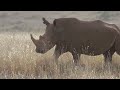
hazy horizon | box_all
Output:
[1,11,120,33]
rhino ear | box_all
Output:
[42,17,50,25]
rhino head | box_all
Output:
[30,18,56,54]
[31,34,55,54]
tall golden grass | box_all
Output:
[0,32,120,79]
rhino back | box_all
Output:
[53,18,117,55]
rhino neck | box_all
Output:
[43,34,56,45]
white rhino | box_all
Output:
[31,17,120,65]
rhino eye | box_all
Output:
[42,41,46,46]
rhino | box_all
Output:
[30,17,120,66]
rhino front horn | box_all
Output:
[30,34,37,45]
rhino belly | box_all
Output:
[69,31,116,56]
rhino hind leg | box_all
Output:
[103,44,115,64]
[71,49,81,66]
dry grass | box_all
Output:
[0,32,120,79]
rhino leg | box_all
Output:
[53,45,67,64]
[71,49,81,66]
[103,44,115,65]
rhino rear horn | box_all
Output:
[42,18,50,25]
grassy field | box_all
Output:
[0,32,120,79]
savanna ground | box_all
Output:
[1,32,120,79]
[1,11,120,79]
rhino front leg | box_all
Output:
[53,48,61,61]
[53,45,67,65]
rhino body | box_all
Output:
[31,18,120,65]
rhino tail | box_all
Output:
[115,34,120,55]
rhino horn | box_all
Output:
[30,34,37,46]
[42,17,50,25]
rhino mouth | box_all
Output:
[36,49,45,53]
